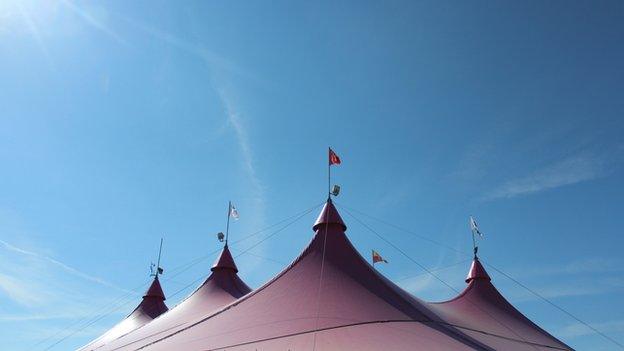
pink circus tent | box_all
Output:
[79,245,250,351]
[83,200,572,351]
[77,277,168,351]
[427,258,572,350]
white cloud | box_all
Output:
[529,283,621,300]
[491,257,624,303]
[0,239,130,293]
[0,239,141,350]
[110,13,266,210]
[60,0,126,45]
[115,14,252,80]
[0,273,48,307]
[517,258,624,278]
[484,152,606,200]
[557,319,624,339]
[215,88,263,196]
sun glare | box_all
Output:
[0,0,60,35]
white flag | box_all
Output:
[470,216,483,237]
[230,205,240,220]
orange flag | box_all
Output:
[329,148,341,165]
[372,250,388,264]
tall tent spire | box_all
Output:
[92,200,572,351]
[93,243,251,351]
[428,257,573,350]
[211,244,239,272]
[96,199,499,351]
[465,257,491,283]
[312,199,347,232]
[77,273,168,351]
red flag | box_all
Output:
[372,250,388,264]
[329,148,341,165]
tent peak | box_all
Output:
[465,257,491,283]
[211,245,239,272]
[312,199,347,232]
[143,276,166,301]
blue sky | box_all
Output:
[1,1,623,350]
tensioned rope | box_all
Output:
[196,319,570,351]
[163,202,324,310]
[39,200,619,350]
[486,264,624,350]
[337,202,623,350]
[100,203,324,351]
[137,202,537,351]
[394,258,472,283]
[337,204,541,351]
[229,248,287,266]
[163,244,292,306]
[32,280,153,351]
[38,247,229,351]
[337,204,469,256]
[310,204,331,351]
[80,200,581,351]
[122,207,319,340]
[35,202,324,351]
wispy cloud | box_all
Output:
[499,259,624,302]
[115,14,251,79]
[484,152,606,200]
[520,282,623,300]
[0,272,48,307]
[109,12,266,207]
[557,319,624,339]
[213,87,269,276]
[0,238,138,350]
[215,88,263,197]
[60,0,126,45]
[528,258,624,277]
[0,240,131,293]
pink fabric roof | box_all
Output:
[87,201,572,351]
[77,277,168,351]
[81,245,250,351]
[428,258,573,350]
[97,201,496,351]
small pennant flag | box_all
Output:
[470,216,483,237]
[329,148,341,165]
[372,250,388,264]
[230,205,240,220]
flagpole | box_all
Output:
[225,201,231,246]
[328,147,331,200]
[471,229,478,258]
[156,238,163,278]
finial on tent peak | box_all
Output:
[211,245,239,272]
[143,274,167,300]
[465,256,491,283]
[313,199,347,232]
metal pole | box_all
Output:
[328,147,331,200]
[225,201,231,246]
[156,238,163,277]
[471,230,478,258]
